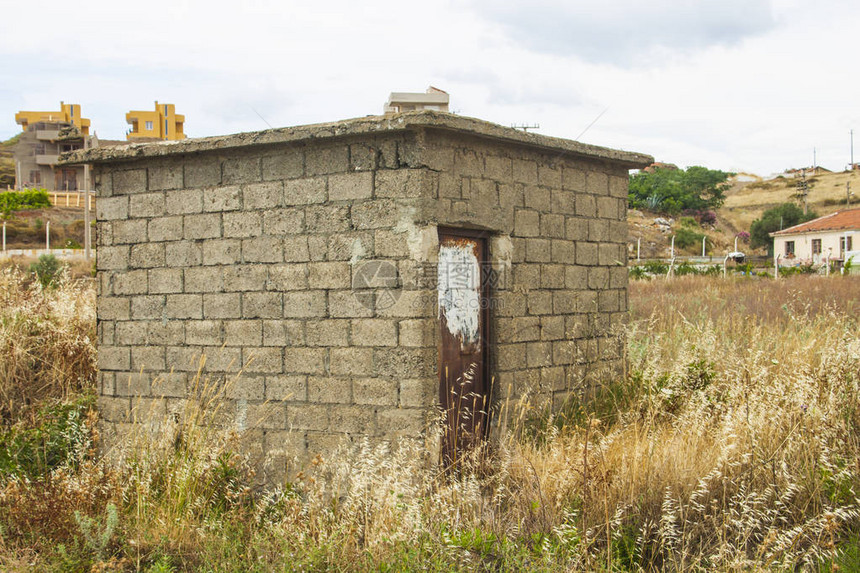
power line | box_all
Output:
[251,107,273,129]
[575,107,609,141]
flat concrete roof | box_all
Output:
[59,110,652,169]
[387,92,450,104]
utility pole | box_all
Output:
[83,135,91,260]
[795,171,809,215]
[851,129,854,169]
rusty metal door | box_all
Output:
[437,229,490,468]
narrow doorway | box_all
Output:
[437,229,491,468]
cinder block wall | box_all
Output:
[417,130,631,427]
[85,113,649,482]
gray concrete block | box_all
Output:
[262,208,304,235]
[223,265,268,292]
[204,293,242,319]
[129,243,165,269]
[223,211,262,238]
[305,146,349,176]
[283,347,327,375]
[242,237,284,263]
[224,320,263,346]
[166,241,202,267]
[223,156,261,184]
[300,319,345,347]
[165,294,203,319]
[308,376,352,404]
[148,163,183,191]
[242,292,283,318]
[184,266,223,293]
[243,181,283,210]
[96,246,130,270]
[112,169,147,195]
[329,171,372,201]
[148,216,183,242]
[202,239,242,266]
[184,158,221,188]
[262,151,304,181]
[97,196,129,221]
[308,262,350,289]
[166,188,204,215]
[283,291,326,318]
[204,185,242,212]
[184,213,221,240]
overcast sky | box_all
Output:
[2,0,858,176]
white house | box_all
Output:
[771,207,859,267]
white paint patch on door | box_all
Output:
[438,243,481,346]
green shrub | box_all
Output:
[630,266,649,280]
[0,393,95,479]
[779,264,816,277]
[643,260,668,275]
[0,188,51,217]
[678,216,698,228]
[674,227,706,250]
[30,254,63,288]
[674,261,700,276]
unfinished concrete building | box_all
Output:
[63,111,650,482]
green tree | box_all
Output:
[628,165,731,214]
[749,203,817,254]
[29,254,63,288]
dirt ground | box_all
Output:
[2,206,90,249]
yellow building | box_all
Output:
[126,101,186,141]
[15,101,91,136]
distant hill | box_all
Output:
[720,169,859,233]
[0,133,19,189]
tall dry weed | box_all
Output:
[0,265,96,425]
[1,271,858,571]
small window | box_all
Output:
[29,170,41,185]
[811,238,822,254]
[165,119,169,136]
[841,236,853,252]
[785,241,795,256]
[145,120,153,131]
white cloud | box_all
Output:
[465,0,776,66]
[2,0,860,175]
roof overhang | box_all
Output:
[59,110,653,170]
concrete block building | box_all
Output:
[63,111,650,481]
[126,101,186,141]
[14,122,86,190]
[16,101,91,136]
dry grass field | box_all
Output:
[0,267,857,571]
